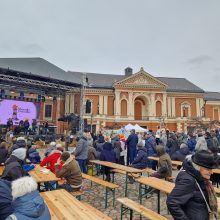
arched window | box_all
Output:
[85,100,92,114]
[156,101,162,117]
[181,102,191,117]
[121,99,127,117]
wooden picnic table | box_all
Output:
[148,156,182,166]
[90,160,142,196]
[0,165,5,176]
[136,176,174,214]
[41,189,112,220]
[28,165,60,190]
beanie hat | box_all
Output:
[12,148,27,161]
[192,150,218,169]
[61,152,70,161]
[50,142,56,147]
[180,143,187,149]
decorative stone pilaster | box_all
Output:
[150,93,155,116]
[99,95,103,115]
[171,97,176,117]
[115,91,121,117]
[162,93,167,116]
[103,95,108,115]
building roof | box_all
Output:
[0,57,78,84]
[0,57,204,93]
[205,92,220,101]
[69,71,204,93]
[157,77,204,93]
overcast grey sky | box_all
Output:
[0,0,220,92]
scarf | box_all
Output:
[204,179,218,218]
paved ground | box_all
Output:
[38,148,174,220]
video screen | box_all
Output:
[0,100,38,125]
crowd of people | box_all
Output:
[0,126,220,219]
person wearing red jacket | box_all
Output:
[40,144,63,173]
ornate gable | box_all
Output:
[114,67,167,89]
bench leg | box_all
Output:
[120,205,130,220]
[125,172,128,197]
[139,183,142,204]
[129,209,133,220]
[112,172,115,183]
[105,187,109,209]
[112,189,115,207]
[157,190,160,214]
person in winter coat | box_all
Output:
[8,136,26,156]
[166,133,179,157]
[145,131,157,170]
[205,132,218,154]
[0,179,13,220]
[74,132,88,173]
[112,135,121,163]
[151,144,172,179]
[40,144,63,174]
[44,141,56,157]
[167,150,219,220]
[87,143,97,164]
[28,145,41,164]
[6,176,51,220]
[55,152,82,192]
[171,143,190,162]
[96,137,105,159]
[0,142,8,164]
[131,140,148,169]
[187,133,197,153]
[100,141,116,181]
[195,133,208,152]
[125,129,138,165]
[2,148,27,181]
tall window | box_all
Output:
[85,100,92,114]
[45,104,52,118]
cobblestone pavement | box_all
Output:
[80,174,173,220]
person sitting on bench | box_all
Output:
[55,152,82,192]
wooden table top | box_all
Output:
[136,176,175,194]
[148,156,183,166]
[0,165,5,176]
[90,160,142,173]
[28,165,60,183]
[41,189,112,220]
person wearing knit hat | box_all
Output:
[167,150,219,220]
[1,148,27,181]
[55,152,82,192]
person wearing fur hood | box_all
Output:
[6,176,51,220]
[40,144,63,174]
[2,148,27,181]
[55,152,82,192]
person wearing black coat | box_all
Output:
[167,150,219,220]
[1,148,27,181]
[0,179,13,220]
[166,133,179,157]
[100,141,116,181]
[171,143,190,162]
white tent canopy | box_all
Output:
[133,124,147,132]
[124,123,135,131]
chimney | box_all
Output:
[125,67,133,77]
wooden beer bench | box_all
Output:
[117,197,168,220]
[41,189,112,220]
[82,173,119,208]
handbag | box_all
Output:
[195,179,218,220]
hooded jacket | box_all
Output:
[0,179,13,220]
[171,146,190,162]
[75,136,88,160]
[100,142,116,163]
[145,136,157,156]
[2,148,27,181]
[195,136,208,152]
[132,147,148,169]
[0,146,8,164]
[28,147,41,164]
[40,150,62,174]
[6,177,51,220]
[166,134,179,157]
[157,145,172,178]
[167,157,210,220]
